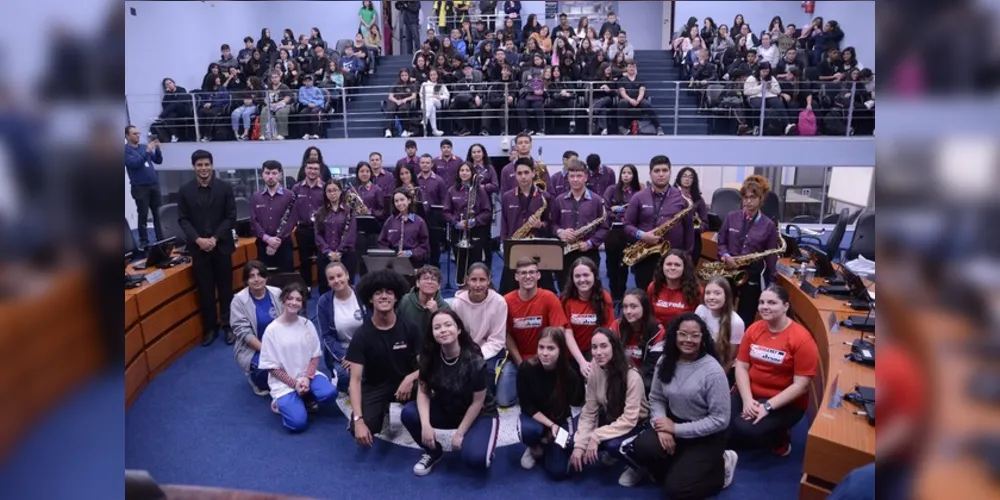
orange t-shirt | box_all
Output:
[875,342,925,460]
[505,289,569,358]
[737,319,819,411]
[563,291,615,353]
[611,319,667,370]
[646,283,700,327]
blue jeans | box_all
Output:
[519,414,576,480]
[400,401,499,471]
[273,374,337,433]
[495,359,518,407]
[485,350,506,399]
[828,463,875,500]
[230,105,256,133]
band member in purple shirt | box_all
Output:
[394,163,425,216]
[717,175,780,326]
[465,143,499,198]
[292,160,325,291]
[354,162,386,220]
[623,155,694,291]
[499,158,555,293]
[585,153,617,199]
[675,167,709,266]
[433,138,463,186]
[379,188,431,268]
[395,139,420,170]
[499,132,549,194]
[547,150,579,198]
[445,162,493,284]
[314,179,359,286]
[251,160,297,272]
[417,154,447,267]
[603,164,641,300]
[551,160,609,289]
[369,152,396,194]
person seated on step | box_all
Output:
[516,327,580,479]
[451,263,508,398]
[610,288,666,395]
[569,328,649,479]
[401,309,500,476]
[347,269,421,447]
[230,260,282,397]
[397,266,450,335]
[621,313,736,497]
[729,285,818,457]
[257,283,338,433]
[316,262,367,392]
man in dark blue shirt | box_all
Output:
[124,125,164,249]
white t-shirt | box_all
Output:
[333,290,364,350]
[695,305,746,347]
[258,316,323,400]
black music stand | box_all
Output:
[502,238,563,292]
[364,249,416,277]
[355,215,380,235]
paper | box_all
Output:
[146,269,166,284]
[554,427,569,448]
[861,349,872,358]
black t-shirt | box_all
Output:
[425,354,498,420]
[818,59,845,78]
[346,318,421,388]
[515,359,576,422]
[618,75,645,100]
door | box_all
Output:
[660,1,674,50]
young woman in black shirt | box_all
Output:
[384,69,420,138]
[400,309,499,476]
[516,327,579,479]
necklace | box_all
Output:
[440,351,459,366]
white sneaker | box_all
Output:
[275,135,285,140]
[520,448,537,469]
[384,129,392,138]
[401,130,413,138]
[432,129,444,137]
[723,450,738,488]
[311,134,321,139]
[413,452,443,476]
[302,134,311,140]
[600,128,608,135]
[170,135,179,143]
[618,466,644,487]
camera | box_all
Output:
[499,136,510,152]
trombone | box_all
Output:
[456,173,480,287]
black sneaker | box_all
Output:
[223,326,235,345]
[201,329,217,347]
[413,450,443,476]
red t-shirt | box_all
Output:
[505,289,568,358]
[563,291,615,353]
[737,320,819,411]
[611,319,667,370]
[646,283,700,327]
[875,342,925,461]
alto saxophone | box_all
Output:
[533,146,549,192]
[698,229,787,286]
[511,193,547,240]
[563,206,607,255]
[621,194,694,267]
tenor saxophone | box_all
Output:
[511,194,547,240]
[621,194,694,267]
[697,229,787,286]
[563,207,607,255]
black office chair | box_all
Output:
[824,208,850,262]
[709,188,742,219]
[790,215,818,224]
[761,190,781,223]
[821,212,841,224]
[158,203,185,243]
[846,210,875,261]
[125,217,139,256]
[235,197,251,220]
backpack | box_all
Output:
[797,109,817,136]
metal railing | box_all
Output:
[128,80,872,140]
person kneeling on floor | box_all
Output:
[231,261,282,397]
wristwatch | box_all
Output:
[352,414,364,423]
[762,401,773,412]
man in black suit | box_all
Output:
[178,149,237,346]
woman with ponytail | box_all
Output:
[696,277,745,384]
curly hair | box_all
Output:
[657,313,720,384]
[356,269,410,308]
[740,174,771,199]
[651,249,701,311]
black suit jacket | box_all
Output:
[177,177,237,255]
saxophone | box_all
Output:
[511,192,548,240]
[563,206,607,255]
[533,146,549,192]
[698,229,787,286]
[621,194,694,267]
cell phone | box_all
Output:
[554,427,570,448]
[147,132,159,142]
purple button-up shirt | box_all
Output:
[550,189,609,248]
[433,155,463,186]
[315,206,358,253]
[623,186,694,253]
[379,213,430,260]
[251,187,298,240]
[548,170,570,198]
[292,180,325,225]
[500,156,550,194]
[372,169,396,195]
[500,187,551,240]
[603,184,637,224]
[444,185,492,228]
[416,172,448,206]
[718,210,779,281]
[472,163,499,197]
[587,165,617,200]
[355,182,385,220]
[396,154,420,170]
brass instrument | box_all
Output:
[456,173,479,250]
[347,185,371,216]
[563,207,607,255]
[533,146,548,192]
[698,229,787,286]
[511,193,548,240]
[621,194,694,266]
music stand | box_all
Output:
[355,216,380,235]
[136,237,178,270]
[364,249,416,277]
[504,238,565,271]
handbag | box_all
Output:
[797,108,817,136]
[250,116,261,140]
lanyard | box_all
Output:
[571,193,582,228]
[652,187,670,222]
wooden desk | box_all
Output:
[699,232,875,499]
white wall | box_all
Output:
[673,1,875,69]
[615,0,665,50]
[125,1,381,135]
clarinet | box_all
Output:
[267,191,298,256]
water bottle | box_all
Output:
[799,262,806,276]
[232,229,238,242]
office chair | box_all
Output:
[824,208,850,262]
[790,215,818,224]
[235,197,251,220]
[761,190,782,223]
[157,203,186,243]
[125,217,139,256]
[709,188,742,219]
[846,210,875,261]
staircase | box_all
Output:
[327,51,711,138]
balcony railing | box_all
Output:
[127,80,872,141]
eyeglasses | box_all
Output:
[677,331,703,340]
[517,270,539,277]
[418,275,440,283]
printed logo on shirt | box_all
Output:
[570,313,597,326]
[749,344,787,364]
[392,341,409,351]
[388,228,399,234]
[561,209,573,214]
[624,344,643,361]
[656,300,687,310]
[353,309,363,321]
[269,307,279,319]
[641,204,653,209]
[729,228,742,233]
[513,316,543,329]
[255,204,267,209]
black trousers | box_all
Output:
[728,391,804,450]
[605,230,629,298]
[316,250,358,292]
[295,225,317,288]
[450,95,481,134]
[426,210,445,268]
[692,230,703,266]
[197,105,227,139]
[192,249,234,333]
[632,255,659,293]
[256,238,294,272]
[518,99,544,133]
[481,102,510,135]
[130,184,164,246]
[159,103,191,140]
[629,428,727,500]
[453,226,488,285]
[733,260,766,326]
[384,100,417,133]
[298,106,323,136]
[356,232,374,277]
[559,248,600,293]
[617,98,661,131]
[402,22,420,55]
[348,381,417,435]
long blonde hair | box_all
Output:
[706,277,736,365]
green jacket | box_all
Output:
[397,288,450,331]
